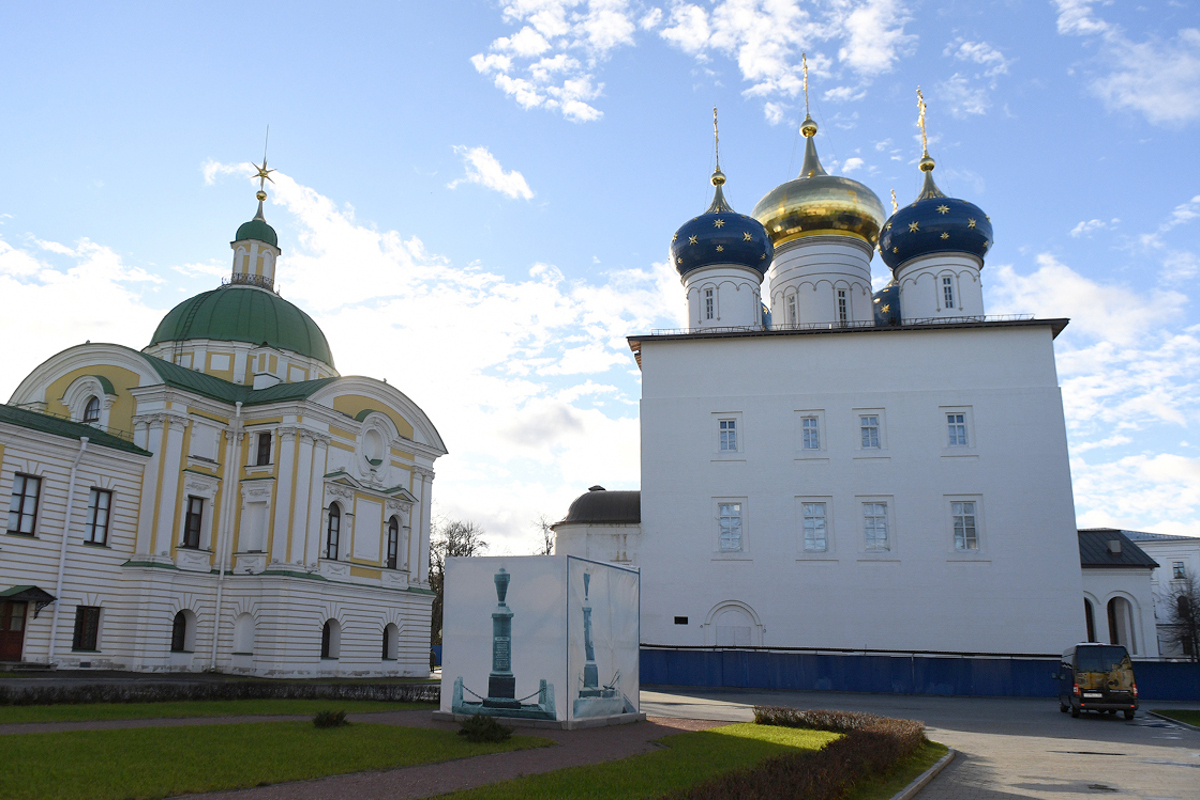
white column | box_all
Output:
[132,414,164,555]
[418,471,434,585]
[289,431,315,565]
[153,415,189,555]
[269,427,297,564]
[305,436,330,567]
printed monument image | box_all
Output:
[573,570,637,717]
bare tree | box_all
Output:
[1164,576,1200,662]
[534,514,555,555]
[429,519,488,648]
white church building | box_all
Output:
[0,176,445,675]
[555,111,1090,657]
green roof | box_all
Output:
[149,285,335,368]
[235,217,278,247]
[142,354,338,406]
[0,404,150,455]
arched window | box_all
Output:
[1107,597,1137,654]
[1084,599,1096,643]
[83,396,101,423]
[326,504,340,560]
[170,610,192,653]
[386,517,399,569]
[321,619,340,659]
[382,623,399,660]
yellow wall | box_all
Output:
[332,394,415,440]
[44,365,141,436]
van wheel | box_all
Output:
[1059,701,1068,713]
[1106,709,1116,715]
[1124,710,1134,720]
[1071,703,1081,718]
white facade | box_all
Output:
[767,237,875,327]
[1123,531,1200,658]
[684,265,764,330]
[894,253,985,321]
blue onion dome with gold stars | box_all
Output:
[878,154,992,272]
[751,115,886,248]
[671,168,773,277]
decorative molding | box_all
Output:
[326,484,354,501]
[132,412,169,428]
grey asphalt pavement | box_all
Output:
[642,688,1200,800]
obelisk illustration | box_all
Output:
[486,568,517,706]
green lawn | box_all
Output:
[0,721,549,800]
[436,722,840,800]
[0,698,435,724]
[842,740,950,800]
[1152,709,1200,726]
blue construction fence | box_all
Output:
[640,648,1200,701]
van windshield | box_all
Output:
[1076,646,1130,672]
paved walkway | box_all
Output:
[643,689,1200,800]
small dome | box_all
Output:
[872,280,901,326]
[879,161,992,272]
[671,170,773,277]
[149,285,334,368]
[234,198,279,248]
[752,116,886,248]
[556,487,640,526]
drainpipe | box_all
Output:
[210,402,242,670]
[47,437,89,663]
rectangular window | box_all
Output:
[182,496,203,549]
[860,415,881,449]
[786,295,797,325]
[863,502,889,551]
[7,473,40,535]
[85,488,112,545]
[674,616,689,625]
[802,503,827,552]
[255,432,272,466]
[72,606,100,651]
[943,276,955,309]
[837,289,848,325]
[952,501,978,550]
[1174,561,1187,579]
[802,417,820,450]
[947,413,968,447]
[704,288,714,320]
[719,419,738,452]
[718,502,742,551]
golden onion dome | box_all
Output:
[751,115,886,248]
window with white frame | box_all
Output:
[801,416,820,450]
[863,502,889,550]
[182,496,203,549]
[7,473,40,535]
[952,501,978,550]
[83,396,101,423]
[802,502,827,552]
[326,503,341,560]
[837,289,848,325]
[860,415,881,449]
[942,276,955,309]
[719,419,738,452]
[718,502,743,551]
[947,413,968,447]
[704,287,714,320]
[85,488,112,545]
[786,294,797,325]
[1174,561,1187,579]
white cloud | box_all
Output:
[936,38,1012,117]
[1069,218,1116,237]
[447,146,535,200]
[1054,0,1200,126]
[1072,453,1200,533]
[936,73,990,117]
[945,38,1011,78]
[841,156,864,173]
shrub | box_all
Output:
[0,680,439,707]
[458,713,513,743]
[664,708,927,800]
[312,709,349,728]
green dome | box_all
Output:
[235,217,278,247]
[149,285,334,368]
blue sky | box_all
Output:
[2,0,1199,550]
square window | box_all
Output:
[718,502,743,551]
[863,502,889,551]
[255,432,273,466]
[952,501,978,550]
[802,502,827,552]
[947,413,968,447]
[802,417,820,450]
[1174,561,1187,580]
[860,415,881,449]
[674,616,689,625]
[7,473,40,535]
[85,488,112,545]
[719,419,738,452]
[72,606,100,651]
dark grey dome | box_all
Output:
[555,487,640,526]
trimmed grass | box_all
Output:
[0,698,435,724]
[0,721,550,800]
[842,740,950,800]
[437,722,839,800]
[1152,709,1200,726]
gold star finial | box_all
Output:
[252,125,275,194]
[713,107,721,174]
[802,53,810,118]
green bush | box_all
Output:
[312,710,349,728]
[0,680,438,707]
[457,713,513,743]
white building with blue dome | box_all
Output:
[556,105,1098,660]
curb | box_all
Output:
[890,748,957,800]
[1148,711,1200,732]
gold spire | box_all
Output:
[891,189,898,214]
[250,127,274,219]
[913,89,945,201]
[800,53,818,138]
[705,108,732,213]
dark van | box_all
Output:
[1055,643,1138,719]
